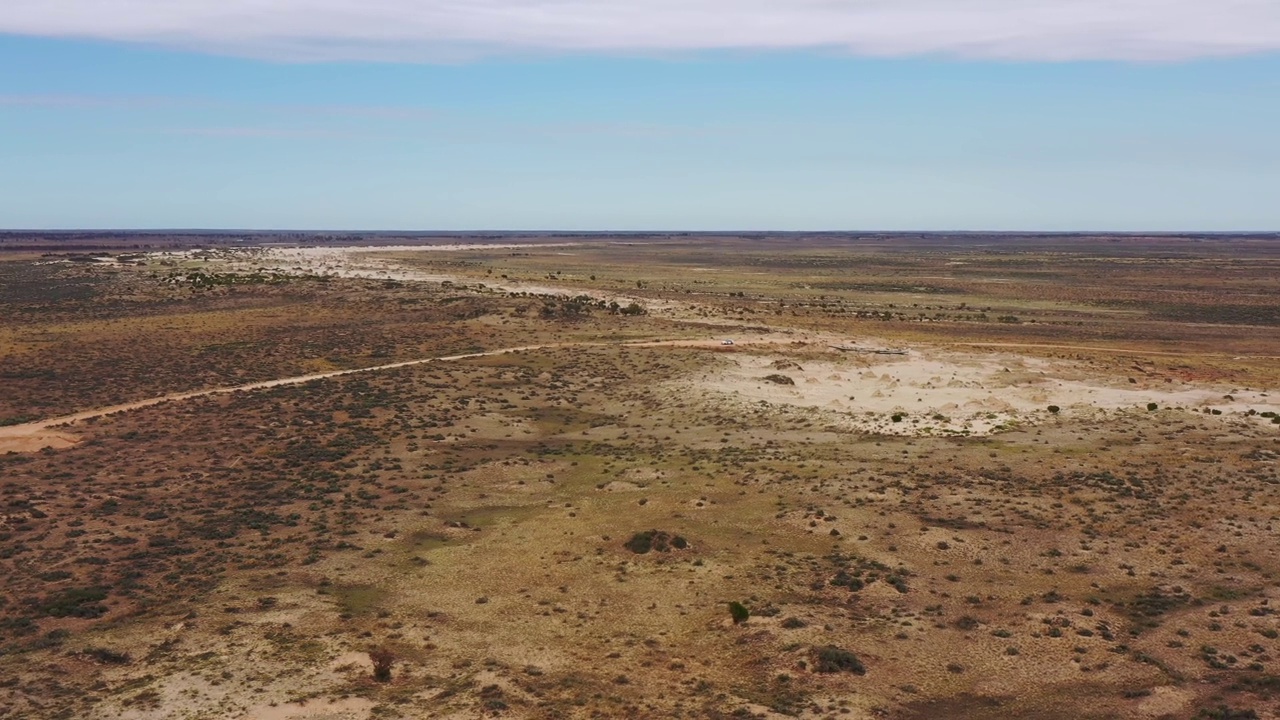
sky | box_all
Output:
[1,1,1278,231]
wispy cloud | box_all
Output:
[2,0,1278,62]
[164,126,360,139]
[0,94,436,119]
[0,94,188,109]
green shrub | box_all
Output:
[84,647,131,664]
[40,586,108,618]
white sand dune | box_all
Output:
[677,348,1279,437]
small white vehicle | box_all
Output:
[721,339,735,346]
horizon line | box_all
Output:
[3,229,1280,237]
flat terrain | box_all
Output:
[2,234,1280,719]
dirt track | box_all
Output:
[0,337,799,453]
[0,344,563,453]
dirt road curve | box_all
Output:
[0,337,797,453]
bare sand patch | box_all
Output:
[238,698,375,720]
[674,346,1279,436]
[1135,686,1197,718]
[0,427,79,453]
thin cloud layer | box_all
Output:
[3,0,1278,61]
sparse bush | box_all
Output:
[83,647,131,664]
[728,601,750,625]
[1047,405,1060,414]
[1195,706,1258,720]
[624,530,688,554]
[369,646,395,683]
[813,646,865,675]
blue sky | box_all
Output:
[2,10,1278,230]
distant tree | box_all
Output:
[728,601,750,625]
[1047,405,1060,414]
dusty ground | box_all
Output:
[2,235,1280,720]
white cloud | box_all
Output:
[3,0,1278,62]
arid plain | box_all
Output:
[2,233,1280,719]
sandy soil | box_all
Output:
[0,428,80,452]
[675,346,1279,436]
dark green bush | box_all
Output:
[624,530,688,554]
[39,586,108,618]
[813,646,865,675]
